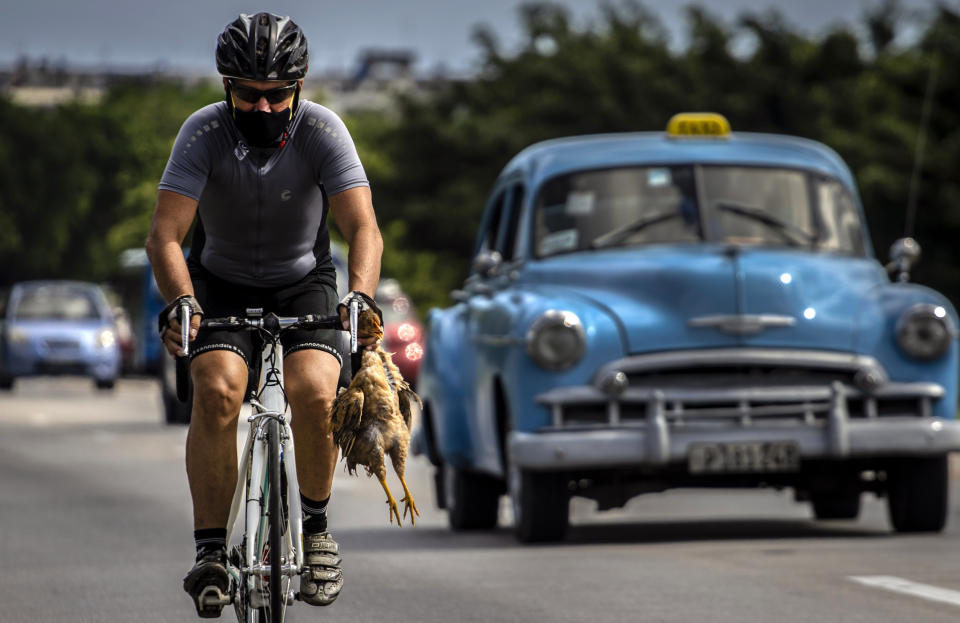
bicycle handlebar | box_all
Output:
[174,302,360,404]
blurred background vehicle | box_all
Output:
[375,278,424,386]
[0,280,120,390]
[110,305,136,375]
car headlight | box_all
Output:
[896,304,954,360]
[526,310,586,371]
[7,327,28,344]
[97,329,116,349]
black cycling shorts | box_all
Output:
[188,263,342,369]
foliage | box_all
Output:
[363,0,960,311]
[0,80,221,286]
[3,1,960,315]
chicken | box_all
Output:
[330,308,422,525]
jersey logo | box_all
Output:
[234,142,249,161]
[280,190,292,201]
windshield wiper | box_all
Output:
[714,201,818,248]
[590,210,683,249]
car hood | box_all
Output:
[522,245,885,354]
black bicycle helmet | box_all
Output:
[216,12,309,81]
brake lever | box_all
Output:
[349,299,359,354]
[179,300,192,357]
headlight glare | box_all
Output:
[896,304,954,360]
[97,329,116,349]
[526,310,585,371]
[7,327,28,344]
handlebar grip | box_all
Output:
[175,357,190,403]
[176,303,192,403]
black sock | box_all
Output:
[301,493,329,534]
[194,528,227,561]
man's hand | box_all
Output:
[162,314,202,358]
[158,295,204,358]
[338,291,381,351]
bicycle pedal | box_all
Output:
[196,585,232,618]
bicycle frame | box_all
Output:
[224,337,302,615]
[179,304,356,622]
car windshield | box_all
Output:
[534,165,866,257]
[14,285,102,321]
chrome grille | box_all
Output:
[539,349,943,430]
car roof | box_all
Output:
[499,131,858,193]
[13,280,102,291]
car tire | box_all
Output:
[887,455,949,533]
[94,378,116,390]
[811,491,861,520]
[509,466,569,543]
[444,464,501,531]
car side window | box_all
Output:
[479,191,507,254]
[498,184,526,262]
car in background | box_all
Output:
[416,113,960,542]
[376,278,424,386]
[1,280,120,390]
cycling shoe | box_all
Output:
[183,549,230,618]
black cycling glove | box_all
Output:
[337,291,383,327]
[157,294,204,334]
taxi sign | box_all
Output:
[666,112,731,138]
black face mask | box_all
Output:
[233,108,291,148]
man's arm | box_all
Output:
[145,189,201,355]
[329,186,382,297]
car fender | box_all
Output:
[858,281,959,419]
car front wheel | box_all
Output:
[443,464,501,530]
[509,466,569,543]
[887,455,948,533]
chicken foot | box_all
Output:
[398,474,420,525]
[377,475,403,525]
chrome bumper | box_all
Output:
[513,381,960,471]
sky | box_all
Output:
[1,0,954,76]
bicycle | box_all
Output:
[174,299,359,622]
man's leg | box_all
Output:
[284,348,342,606]
[187,350,249,528]
[182,349,248,617]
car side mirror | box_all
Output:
[472,250,503,278]
[886,237,921,283]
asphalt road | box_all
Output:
[3,377,960,622]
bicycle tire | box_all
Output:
[267,417,284,622]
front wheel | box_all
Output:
[266,418,285,622]
[887,455,949,533]
[509,466,569,543]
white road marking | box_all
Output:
[29,412,51,427]
[849,575,960,608]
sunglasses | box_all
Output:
[229,80,297,105]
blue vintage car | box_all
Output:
[416,113,960,542]
[1,280,121,390]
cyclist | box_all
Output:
[145,12,383,617]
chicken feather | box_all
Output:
[330,308,422,526]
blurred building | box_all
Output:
[1,49,451,112]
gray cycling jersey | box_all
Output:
[158,100,369,287]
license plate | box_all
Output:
[688,441,800,474]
